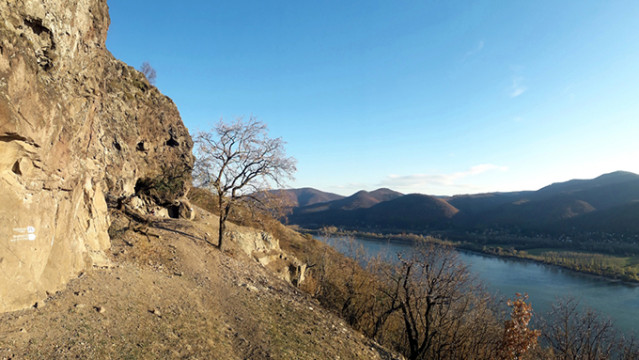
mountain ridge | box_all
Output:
[282,171,639,235]
[271,187,344,208]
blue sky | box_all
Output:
[106,1,639,196]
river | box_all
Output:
[322,235,639,337]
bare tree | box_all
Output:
[375,244,503,360]
[140,61,157,85]
[193,117,296,249]
[395,245,471,360]
[541,297,616,360]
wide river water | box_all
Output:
[322,235,639,336]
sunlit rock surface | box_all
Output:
[0,0,193,312]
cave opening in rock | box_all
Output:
[167,205,180,219]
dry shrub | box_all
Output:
[499,294,540,360]
[298,238,509,360]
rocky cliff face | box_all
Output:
[0,0,193,312]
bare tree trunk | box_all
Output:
[218,201,233,250]
[218,215,225,249]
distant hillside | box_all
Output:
[358,194,459,231]
[289,192,455,231]
[561,200,639,234]
[535,171,639,199]
[292,188,403,215]
[467,196,597,230]
[530,171,639,211]
[447,191,533,215]
[287,171,639,236]
[271,188,344,208]
[471,171,639,231]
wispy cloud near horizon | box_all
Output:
[378,164,509,195]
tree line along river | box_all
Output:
[322,235,639,337]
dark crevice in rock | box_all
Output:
[0,132,40,147]
[23,17,51,38]
[167,205,180,219]
[166,128,179,147]
[136,141,145,151]
[11,161,21,175]
[23,17,55,71]
[165,137,179,147]
[134,178,144,194]
[113,141,122,151]
[0,133,29,142]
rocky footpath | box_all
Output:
[0,205,398,359]
[0,0,193,312]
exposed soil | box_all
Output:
[0,207,398,359]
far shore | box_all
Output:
[301,228,639,285]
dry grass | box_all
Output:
[0,205,397,359]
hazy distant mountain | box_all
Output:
[271,188,344,208]
[468,196,597,230]
[535,171,639,200]
[458,171,639,231]
[284,171,639,235]
[562,200,639,233]
[447,191,534,215]
[532,171,639,211]
[288,192,455,231]
[293,188,403,215]
[358,194,459,231]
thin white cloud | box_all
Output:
[510,76,527,98]
[378,164,509,194]
[462,40,485,61]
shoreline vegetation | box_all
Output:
[301,227,639,285]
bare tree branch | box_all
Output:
[139,61,157,85]
[193,117,296,248]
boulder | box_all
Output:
[231,231,307,287]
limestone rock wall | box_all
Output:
[0,0,193,312]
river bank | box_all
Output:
[302,228,639,285]
[316,230,639,337]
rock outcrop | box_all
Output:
[0,0,193,312]
[230,230,306,286]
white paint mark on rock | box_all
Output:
[11,226,36,242]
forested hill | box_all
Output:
[282,171,639,235]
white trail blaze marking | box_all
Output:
[11,226,36,242]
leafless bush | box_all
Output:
[140,61,157,85]
[540,297,616,360]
